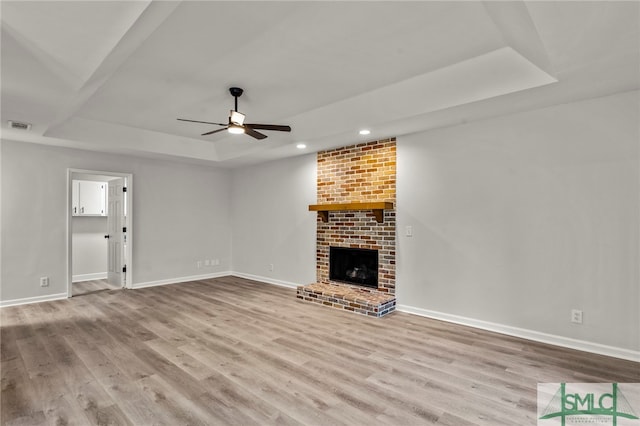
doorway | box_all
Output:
[67,169,133,297]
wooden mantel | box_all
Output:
[308,202,394,223]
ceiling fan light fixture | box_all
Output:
[179,87,291,140]
[228,123,245,134]
[230,110,245,125]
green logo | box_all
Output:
[538,383,639,426]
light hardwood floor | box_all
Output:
[72,279,121,297]
[2,276,638,425]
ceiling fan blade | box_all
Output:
[245,124,291,132]
[202,127,228,136]
[244,126,268,140]
[178,118,226,126]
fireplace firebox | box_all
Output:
[329,247,378,289]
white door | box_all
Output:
[107,179,125,287]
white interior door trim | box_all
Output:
[66,168,134,297]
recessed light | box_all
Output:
[296,143,307,149]
[359,129,371,135]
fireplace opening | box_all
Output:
[329,247,378,289]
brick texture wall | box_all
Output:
[315,139,396,294]
[317,139,396,204]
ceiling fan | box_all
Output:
[177,87,291,140]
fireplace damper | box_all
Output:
[329,247,378,289]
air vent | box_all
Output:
[8,120,32,131]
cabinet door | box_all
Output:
[72,180,80,216]
[78,181,106,215]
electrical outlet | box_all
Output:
[571,309,583,324]
[405,226,413,237]
[204,259,211,267]
[196,261,202,269]
[213,259,219,266]
[268,263,274,272]
[40,277,49,287]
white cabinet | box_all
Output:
[72,181,79,215]
[72,180,106,216]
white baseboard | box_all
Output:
[131,271,232,289]
[230,272,299,289]
[397,304,640,363]
[72,272,107,282]
[0,292,68,308]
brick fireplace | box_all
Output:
[297,138,397,317]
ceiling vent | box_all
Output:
[8,120,32,131]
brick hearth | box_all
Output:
[299,138,397,317]
[296,282,396,317]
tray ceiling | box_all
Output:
[1,1,638,167]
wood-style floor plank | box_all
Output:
[2,276,638,425]
[72,279,122,296]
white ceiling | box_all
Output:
[1,1,638,168]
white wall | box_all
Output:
[230,153,317,287]
[396,91,639,353]
[72,216,107,280]
[1,140,232,302]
